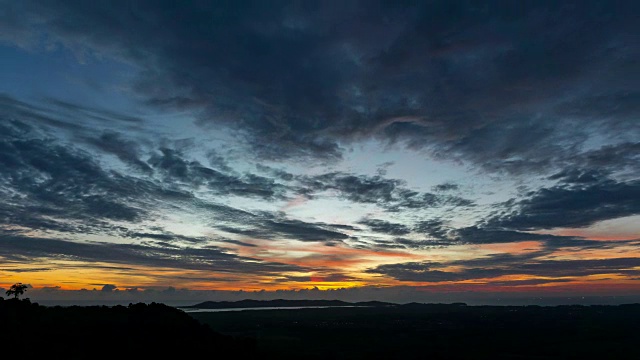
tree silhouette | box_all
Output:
[6,283,28,299]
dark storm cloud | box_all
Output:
[3,0,639,171]
[368,253,640,282]
[4,1,636,170]
[0,232,305,274]
[489,177,640,230]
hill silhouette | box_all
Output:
[187,299,395,309]
[5,297,640,359]
[0,298,255,358]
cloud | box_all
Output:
[299,172,473,211]
[367,254,640,283]
[358,218,411,236]
[101,284,117,292]
[391,237,453,250]
[489,177,640,230]
[413,219,450,240]
[127,232,206,244]
[220,239,257,248]
[0,95,143,133]
[0,267,53,273]
[148,147,288,200]
[453,226,566,244]
[44,98,143,124]
[85,131,153,173]
[488,279,573,287]
[433,183,459,192]
[0,232,306,274]
[0,113,348,246]
[217,213,350,243]
[1,1,639,298]
[0,120,147,233]
[3,1,636,170]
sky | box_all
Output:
[0,0,639,305]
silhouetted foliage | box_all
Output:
[0,300,256,358]
[5,283,28,299]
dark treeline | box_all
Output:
[0,298,256,358]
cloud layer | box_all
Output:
[0,1,638,299]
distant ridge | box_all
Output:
[185,299,395,309]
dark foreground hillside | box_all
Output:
[0,298,255,358]
[190,303,640,359]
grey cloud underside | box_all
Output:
[216,213,351,242]
[0,95,143,133]
[361,225,629,252]
[13,93,468,210]
[358,218,411,236]
[489,175,640,230]
[6,1,638,174]
[1,111,448,248]
[86,131,153,173]
[281,273,358,283]
[0,121,146,231]
[0,115,357,246]
[0,103,635,255]
[368,252,640,282]
[297,172,474,211]
[0,232,305,274]
[148,147,288,200]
